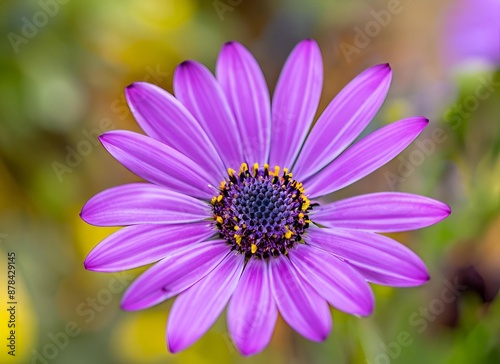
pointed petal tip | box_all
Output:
[178,60,195,68]
[167,342,177,354]
[222,40,238,47]
[83,258,92,271]
[301,38,318,45]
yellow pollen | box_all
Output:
[298,213,304,219]
[228,168,235,177]
[234,225,240,230]
[215,216,223,224]
[283,167,289,174]
[220,181,226,189]
[217,195,223,202]
[253,163,259,176]
[285,230,292,239]
[251,244,257,254]
[234,234,242,245]
[211,197,217,204]
[239,163,248,173]
[273,166,280,176]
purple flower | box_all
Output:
[81,39,451,355]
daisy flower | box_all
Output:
[81,39,451,355]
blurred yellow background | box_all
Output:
[1,0,499,363]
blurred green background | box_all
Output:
[1,0,499,363]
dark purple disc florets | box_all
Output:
[211,163,312,259]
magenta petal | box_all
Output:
[174,60,244,170]
[305,117,428,198]
[289,244,374,316]
[125,82,226,179]
[227,259,277,356]
[99,130,217,200]
[80,183,210,226]
[84,222,216,272]
[294,64,392,180]
[306,227,429,287]
[121,240,229,311]
[269,39,323,169]
[167,253,245,352]
[269,255,331,342]
[313,192,451,232]
[216,42,271,165]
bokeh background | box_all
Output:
[1,0,499,363]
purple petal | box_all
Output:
[306,227,429,286]
[167,253,245,352]
[99,130,218,200]
[125,82,226,179]
[227,259,277,356]
[121,240,229,311]
[313,192,451,232]
[216,42,271,165]
[174,60,244,170]
[289,244,374,316]
[269,255,331,342]
[294,64,392,180]
[80,183,210,226]
[269,39,323,169]
[84,222,216,272]
[305,117,428,198]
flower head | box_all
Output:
[81,39,451,355]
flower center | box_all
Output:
[211,163,312,259]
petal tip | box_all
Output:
[223,40,236,47]
[178,60,195,68]
[167,338,183,354]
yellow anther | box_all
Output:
[220,181,226,189]
[264,163,269,172]
[234,234,242,246]
[211,197,217,204]
[234,225,240,231]
[215,216,223,224]
[228,168,235,177]
[251,244,258,254]
[217,195,223,202]
[285,230,292,239]
[283,167,289,175]
[253,163,259,176]
[273,166,280,176]
[298,213,304,219]
[240,163,248,173]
